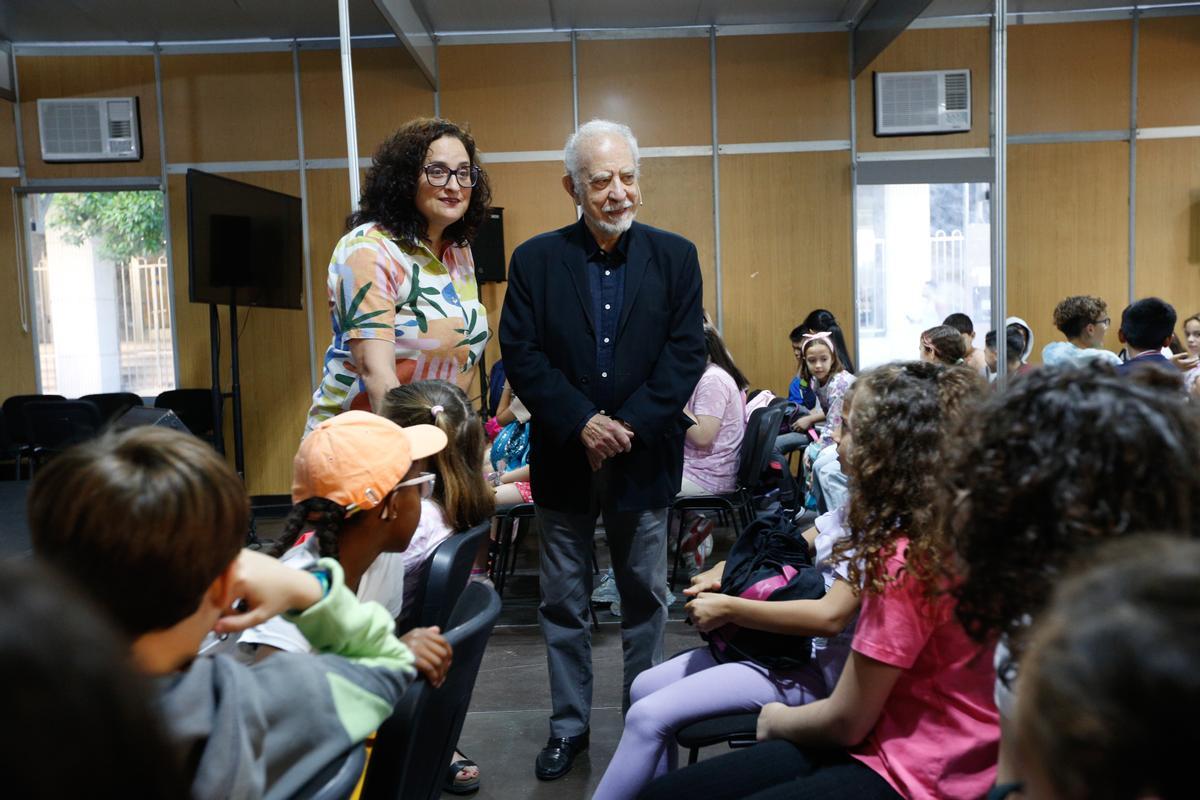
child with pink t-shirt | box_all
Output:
[640,362,996,800]
[674,315,749,565]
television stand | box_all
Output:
[209,301,254,545]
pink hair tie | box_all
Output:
[430,405,444,419]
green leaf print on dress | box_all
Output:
[336,281,391,334]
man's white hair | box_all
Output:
[563,119,640,192]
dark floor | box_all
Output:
[448,515,732,799]
[0,479,735,799]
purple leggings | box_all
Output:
[592,647,828,800]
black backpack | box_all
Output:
[701,510,827,670]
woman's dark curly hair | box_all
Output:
[941,364,1200,662]
[834,361,986,595]
[348,118,492,248]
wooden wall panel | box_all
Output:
[16,55,162,179]
[577,38,711,147]
[1010,21,1131,134]
[856,27,990,152]
[0,102,18,165]
[0,181,38,399]
[1007,142,1129,361]
[716,33,849,143]
[637,157,717,312]
[161,52,297,163]
[440,43,574,153]
[1135,138,1200,319]
[474,161,577,369]
[719,151,852,395]
[298,47,433,161]
[305,166,370,378]
[1138,18,1200,128]
[168,171,309,495]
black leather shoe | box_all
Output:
[534,730,590,781]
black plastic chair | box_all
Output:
[675,711,760,765]
[397,522,489,635]
[2,394,66,478]
[154,388,217,445]
[669,399,787,588]
[24,399,102,472]
[491,502,537,597]
[79,392,143,424]
[298,744,367,800]
[360,581,502,800]
[0,410,18,479]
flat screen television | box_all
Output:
[186,169,303,310]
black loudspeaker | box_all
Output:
[472,207,506,284]
[111,406,192,434]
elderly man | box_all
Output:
[500,119,706,780]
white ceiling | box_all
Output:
[0,0,1195,43]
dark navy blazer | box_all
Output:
[499,218,706,513]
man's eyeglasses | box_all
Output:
[422,163,481,188]
[380,472,437,519]
[1094,317,1111,326]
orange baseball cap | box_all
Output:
[292,410,448,515]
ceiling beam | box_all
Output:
[852,0,935,77]
[371,0,436,88]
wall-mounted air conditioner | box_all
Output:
[37,97,142,162]
[874,70,971,136]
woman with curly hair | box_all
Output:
[937,364,1200,789]
[306,118,493,432]
[640,362,996,800]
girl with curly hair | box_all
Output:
[937,364,1200,788]
[306,118,494,433]
[637,362,995,800]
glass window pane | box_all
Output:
[855,182,991,370]
[28,190,175,397]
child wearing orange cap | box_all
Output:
[240,407,487,793]
[240,410,452,657]
[27,422,449,800]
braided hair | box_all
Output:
[269,497,348,560]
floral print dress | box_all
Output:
[305,222,489,434]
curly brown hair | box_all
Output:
[1052,295,1109,339]
[834,362,986,595]
[348,118,492,247]
[940,364,1200,662]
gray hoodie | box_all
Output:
[157,559,415,800]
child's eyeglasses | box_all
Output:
[394,472,437,499]
[380,472,437,518]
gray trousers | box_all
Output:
[536,489,668,738]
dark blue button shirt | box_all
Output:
[586,231,628,416]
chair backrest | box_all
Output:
[1,395,66,446]
[737,400,786,493]
[361,582,502,800]
[0,409,12,453]
[397,522,489,634]
[154,388,216,437]
[79,392,143,424]
[297,744,367,800]
[24,400,103,451]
